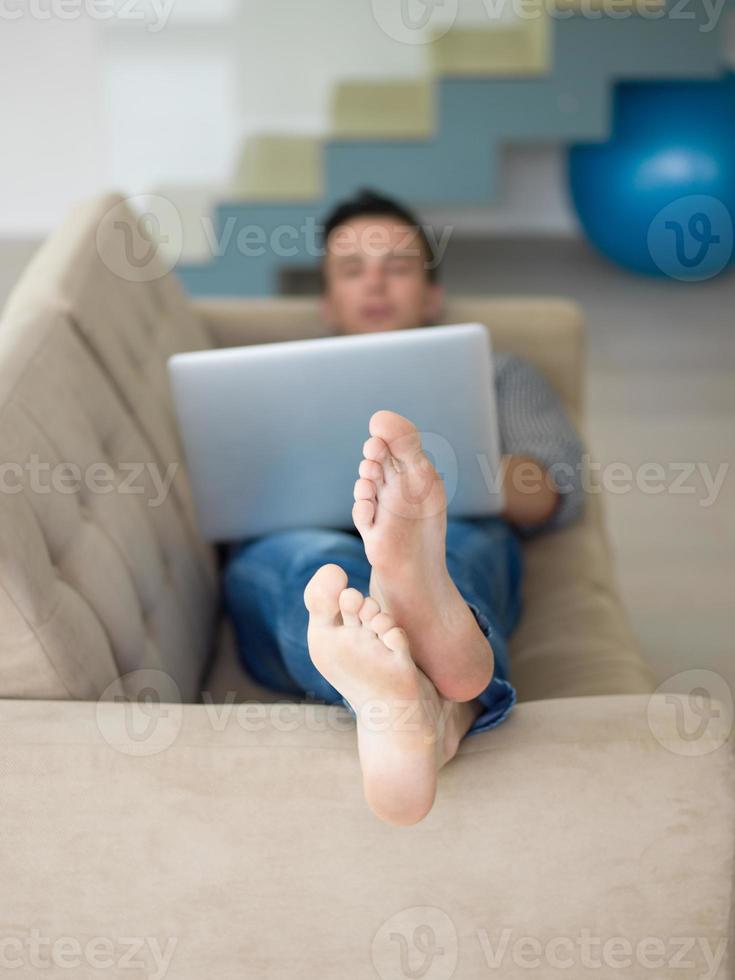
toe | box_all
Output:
[369,410,422,465]
[353,477,376,502]
[359,458,383,483]
[367,611,397,639]
[358,596,381,625]
[339,587,364,627]
[303,563,348,626]
[381,625,410,655]
[352,498,375,532]
[362,435,390,465]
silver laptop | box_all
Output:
[167,322,504,541]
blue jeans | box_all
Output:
[222,518,523,737]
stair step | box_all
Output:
[231,134,322,201]
[331,79,434,138]
[178,202,322,296]
[324,15,724,205]
[179,12,730,294]
[553,0,665,10]
[429,19,550,77]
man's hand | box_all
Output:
[500,455,560,529]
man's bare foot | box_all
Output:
[351,409,494,702]
[304,563,466,826]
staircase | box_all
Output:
[175,2,732,296]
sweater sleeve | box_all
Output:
[494,352,586,536]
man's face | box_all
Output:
[320,215,443,334]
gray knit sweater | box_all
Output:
[494,352,585,537]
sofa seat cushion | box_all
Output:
[201,618,292,706]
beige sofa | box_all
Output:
[0,193,732,979]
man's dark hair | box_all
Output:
[320,187,440,284]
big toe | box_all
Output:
[369,410,423,466]
[303,563,348,626]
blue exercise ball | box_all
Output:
[568,75,735,280]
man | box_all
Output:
[224,189,585,827]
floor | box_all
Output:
[1,234,733,696]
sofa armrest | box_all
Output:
[1,693,731,976]
[511,467,658,702]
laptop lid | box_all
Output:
[168,322,504,541]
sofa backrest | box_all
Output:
[0,305,217,701]
[3,193,212,550]
[0,195,217,702]
[194,294,586,428]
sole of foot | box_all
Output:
[352,409,494,702]
[304,562,460,826]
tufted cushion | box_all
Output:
[3,193,213,564]
[0,306,216,701]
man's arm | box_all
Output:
[500,454,561,529]
[494,354,585,535]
